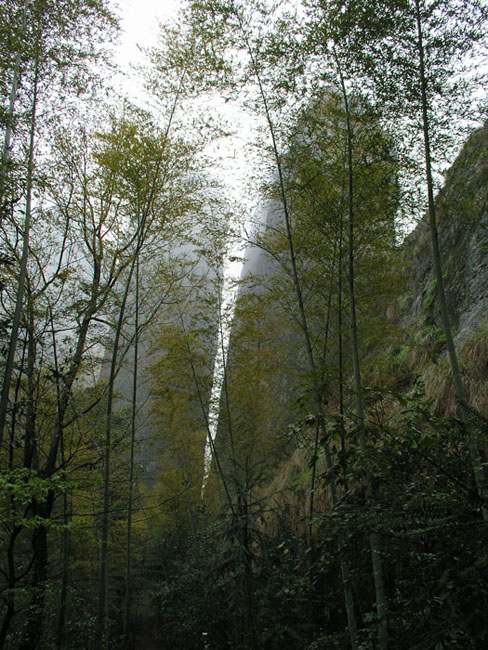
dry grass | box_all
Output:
[460,321,488,414]
[257,316,488,536]
[258,446,337,538]
[422,360,459,415]
[415,318,488,416]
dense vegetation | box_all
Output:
[1,1,488,649]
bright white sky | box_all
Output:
[110,0,254,267]
[113,0,180,67]
[110,0,181,100]
[111,3,253,480]
[110,0,257,214]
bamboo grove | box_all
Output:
[1,1,488,649]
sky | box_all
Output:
[109,0,263,267]
[109,0,181,100]
[110,2,253,477]
[113,0,180,69]
[110,0,256,208]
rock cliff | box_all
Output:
[404,123,488,342]
[401,122,488,411]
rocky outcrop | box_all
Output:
[404,123,488,343]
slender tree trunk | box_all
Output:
[18,501,50,650]
[0,346,27,649]
[18,298,50,650]
[123,256,140,649]
[0,0,28,213]
[237,491,257,650]
[24,295,37,470]
[338,207,346,459]
[235,22,358,646]
[413,0,488,520]
[0,602,15,650]
[56,446,71,648]
[335,55,388,650]
[95,254,140,650]
[218,289,239,492]
[0,526,21,650]
[310,242,337,542]
[50,308,70,649]
[0,54,39,452]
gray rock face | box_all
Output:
[239,199,284,289]
[104,236,222,480]
[404,123,488,343]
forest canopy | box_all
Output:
[1,1,488,649]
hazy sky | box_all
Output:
[114,0,181,67]
[111,3,249,453]
[110,0,258,215]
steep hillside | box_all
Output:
[400,123,488,412]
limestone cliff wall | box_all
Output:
[403,123,488,343]
[399,123,488,412]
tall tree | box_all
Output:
[0,0,117,453]
[0,110,144,649]
[179,1,362,645]
[314,0,488,517]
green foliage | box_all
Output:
[1,2,487,649]
[0,468,73,528]
[134,385,488,647]
[422,278,438,310]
